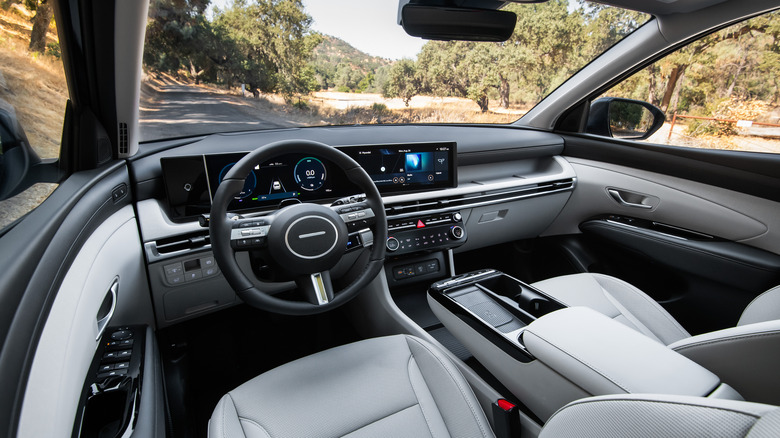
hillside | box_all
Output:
[311,34,392,92]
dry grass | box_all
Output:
[0,6,65,228]
[144,71,523,127]
[0,7,66,159]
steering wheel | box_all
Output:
[209,139,387,315]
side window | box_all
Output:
[598,10,780,154]
[0,2,66,230]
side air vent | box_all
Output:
[118,122,128,155]
[386,178,574,218]
[144,230,210,262]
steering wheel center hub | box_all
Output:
[267,203,348,275]
[285,215,339,259]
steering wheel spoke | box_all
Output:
[296,271,335,305]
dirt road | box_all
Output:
[140,82,299,142]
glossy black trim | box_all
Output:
[562,135,780,202]
[581,219,780,292]
[429,287,535,363]
[0,162,129,437]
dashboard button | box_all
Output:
[164,263,183,276]
[386,237,400,251]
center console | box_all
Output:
[428,270,742,422]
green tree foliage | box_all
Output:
[311,35,389,92]
[409,0,648,111]
[606,10,780,117]
[144,0,321,99]
[144,0,213,80]
[382,59,420,107]
[212,0,321,99]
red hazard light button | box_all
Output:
[416,220,425,228]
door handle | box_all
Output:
[608,189,653,209]
[96,278,118,341]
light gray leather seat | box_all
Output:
[208,334,495,438]
[532,273,780,405]
[540,394,780,438]
[209,333,780,437]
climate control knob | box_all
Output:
[386,237,400,251]
[450,226,464,240]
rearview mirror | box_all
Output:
[586,97,665,140]
[400,3,517,42]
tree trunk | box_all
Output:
[660,65,686,113]
[499,75,509,109]
[725,55,746,98]
[667,68,687,114]
[29,0,53,53]
[646,65,658,106]
[476,95,489,112]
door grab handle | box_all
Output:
[96,278,118,341]
[608,189,653,209]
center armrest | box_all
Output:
[523,307,721,397]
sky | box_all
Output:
[210,0,426,60]
[301,0,426,60]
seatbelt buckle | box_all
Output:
[492,398,520,438]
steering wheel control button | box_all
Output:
[386,237,400,251]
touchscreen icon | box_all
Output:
[406,153,423,171]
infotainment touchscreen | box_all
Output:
[341,142,456,193]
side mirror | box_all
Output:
[586,97,665,140]
[0,99,43,200]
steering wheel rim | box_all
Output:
[209,139,387,315]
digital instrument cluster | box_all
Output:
[161,142,456,221]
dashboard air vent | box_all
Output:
[386,178,574,219]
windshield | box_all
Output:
[140,0,648,141]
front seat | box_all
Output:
[209,334,780,438]
[209,335,495,438]
[532,273,780,405]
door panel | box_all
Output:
[0,163,154,436]
[545,158,780,254]
[18,204,153,437]
[540,140,780,335]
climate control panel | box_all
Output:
[385,211,466,255]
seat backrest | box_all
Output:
[539,394,780,438]
[739,286,780,326]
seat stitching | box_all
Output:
[406,336,492,438]
[672,330,780,353]
[227,393,273,438]
[340,403,421,436]
[524,329,632,393]
[557,397,763,420]
[237,418,272,438]
[594,274,689,342]
[601,286,662,342]
[407,355,438,438]
[739,286,780,325]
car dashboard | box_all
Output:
[130,124,576,328]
